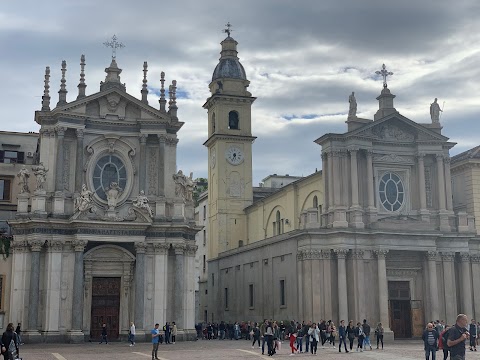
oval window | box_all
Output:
[93,155,127,200]
[379,172,405,212]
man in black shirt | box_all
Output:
[448,314,469,360]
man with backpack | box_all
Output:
[447,314,469,360]
[439,325,450,360]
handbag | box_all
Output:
[8,338,17,360]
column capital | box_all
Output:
[153,242,170,255]
[416,152,426,160]
[351,249,365,259]
[75,129,84,138]
[71,239,88,252]
[302,249,322,260]
[444,156,451,164]
[28,239,45,252]
[365,149,374,157]
[441,252,455,261]
[46,240,63,252]
[173,243,186,255]
[321,249,332,259]
[470,254,480,263]
[139,134,147,145]
[166,136,179,146]
[459,252,470,262]
[347,146,360,153]
[374,249,389,259]
[435,153,444,161]
[334,249,349,259]
[426,251,438,261]
[157,134,166,143]
[296,250,304,261]
[56,127,66,137]
[186,244,198,256]
[11,241,28,253]
[134,242,147,254]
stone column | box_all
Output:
[296,251,304,321]
[333,151,341,207]
[139,134,147,192]
[71,240,87,332]
[158,135,166,197]
[153,243,169,328]
[349,149,359,207]
[441,252,457,324]
[55,127,66,191]
[302,250,313,321]
[444,156,453,211]
[417,153,427,211]
[374,250,390,330]
[426,251,440,322]
[322,152,328,212]
[460,253,473,317]
[327,151,334,212]
[185,245,198,332]
[74,129,84,193]
[174,244,186,328]
[352,249,365,321]
[334,249,349,323]
[134,242,146,330]
[43,240,64,336]
[471,255,480,320]
[366,150,375,209]
[436,154,446,210]
[322,250,332,320]
[27,240,44,331]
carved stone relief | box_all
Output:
[371,124,415,141]
[425,166,432,208]
[148,148,157,196]
[63,142,71,189]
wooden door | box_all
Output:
[90,277,121,341]
[388,281,412,338]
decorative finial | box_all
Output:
[375,64,393,89]
[169,80,178,120]
[141,61,148,104]
[41,66,51,111]
[223,22,233,37]
[159,71,166,112]
[57,60,68,106]
[77,54,87,99]
[103,34,125,60]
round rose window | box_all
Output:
[379,172,404,212]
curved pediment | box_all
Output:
[84,244,135,262]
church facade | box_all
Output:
[204,35,479,339]
[8,55,199,342]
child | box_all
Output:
[289,331,298,355]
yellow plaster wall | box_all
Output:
[246,172,323,243]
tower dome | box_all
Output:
[212,36,247,81]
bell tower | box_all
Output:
[203,29,256,259]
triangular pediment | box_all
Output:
[349,113,449,143]
[50,88,172,123]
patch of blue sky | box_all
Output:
[282,113,319,121]
[147,86,189,99]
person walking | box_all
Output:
[252,323,261,348]
[14,323,23,345]
[151,323,161,360]
[423,322,439,360]
[99,323,108,344]
[447,314,470,360]
[171,322,177,344]
[289,330,298,355]
[164,322,171,344]
[260,319,267,355]
[308,323,320,355]
[1,323,19,360]
[265,322,275,356]
[439,324,450,360]
[469,319,477,351]
[303,321,310,353]
[362,319,372,350]
[346,320,356,351]
[296,324,303,353]
[328,321,337,347]
[219,321,226,340]
[319,320,327,347]
[355,322,364,352]
[375,322,384,349]
[338,320,349,353]
[129,321,136,346]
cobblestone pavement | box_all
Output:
[17,339,480,360]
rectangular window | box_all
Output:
[248,284,254,308]
[212,273,214,287]
[0,275,5,310]
[203,230,206,246]
[203,205,206,220]
[280,279,286,307]
[272,222,276,236]
[203,255,206,273]
[204,310,208,323]
[0,179,11,201]
[0,151,24,164]
[224,287,229,310]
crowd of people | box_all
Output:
[195,318,384,356]
[423,314,474,360]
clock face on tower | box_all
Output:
[225,146,244,165]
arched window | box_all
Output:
[238,240,244,247]
[228,111,239,130]
[313,195,318,209]
[276,210,281,235]
[211,112,216,133]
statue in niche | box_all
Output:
[348,91,357,117]
[430,98,442,123]
[32,162,48,191]
[132,190,153,217]
[17,166,30,194]
[173,170,186,199]
[75,184,94,212]
[105,182,123,210]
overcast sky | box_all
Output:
[1,0,479,185]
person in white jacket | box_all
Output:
[129,322,136,346]
[308,323,321,355]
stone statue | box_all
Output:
[75,184,94,212]
[17,166,30,194]
[32,162,49,191]
[173,170,186,199]
[132,190,153,217]
[185,172,196,202]
[105,182,123,209]
[348,92,357,117]
[430,98,442,123]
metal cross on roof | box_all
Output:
[103,35,125,59]
[223,22,233,37]
[375,64,393,88]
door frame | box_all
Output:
[90,277,121,340]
